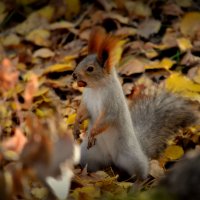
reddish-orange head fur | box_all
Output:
[73,27,124,88]
[88,27,124,72]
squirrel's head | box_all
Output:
[72,27,124,88]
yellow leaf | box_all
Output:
[0,2,6,14]
[31,187,48,199]
[63,54,79,62]
[37,5,54,21]
[2,34,20,47]
[33,48,55,58]
[164,145,184,160]
[35,108,46,117]
[49,21,74,30]
[177,37,192,52]
[72,186,100,200]
[65,0,81,20]
[145,58,174,70]
[125,1,151,18]
[67,113,88,129]
[160,58,175,70]
[175,0,192,7]
[26,29,50,47]
[43,63,73,74]
[82,119,89,130]
[34,87,49,97]
[166,72,200,101]
[67,113,76,125]
[180,12,200,37]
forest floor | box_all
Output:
[0,0,200,199]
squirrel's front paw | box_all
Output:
[87,136,96,149]
[73,125,81,140]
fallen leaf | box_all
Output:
[0,2,5,14]
[164,145,184,160]
[115,27,137,37]
[175,0,192,7]
[166,72,200,101]
[177,37,192,52]
[72,186,101,200]
[23,73,39,109]
[104,12,129,24]
[190,66,200,84]
[137,18,161,39]
[33,48,55,58]
[162,28,178,48]
[49,21,74,30]
[15,12,48,35]
[1,34,20,47]
[67,113,88,130]
[65,0,81,20]
[31,187,48,199]
[118,56,146,75]
[37,5,54,22]
[125,1,151,18]
[0,58,19,91]
[1,128,27,154]
[145,58,175,70]
[149,160,164,178]
[181,51,200,66]
[43,63,74,74]
[162,2,183,16]
[180,12,200,37]
[26,29,51,47]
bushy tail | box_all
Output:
[130,91,198,158]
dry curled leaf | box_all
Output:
[0,58,19,91]
[23,73,39,109]
[26,29,51,47]
[137,18,161,39]
[180,12,200,37]
[1,128,27,155]
[33,48,55,58]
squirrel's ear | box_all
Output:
[98,35,124,72]
[88,27,106,54]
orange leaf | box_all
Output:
[2,128,27,154]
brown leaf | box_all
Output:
[23,73,39,109]
[125,1,151,18]
[137,18,161,39]
[33,48,55,58]
[162,3,183,16]
[1,128,27,154]
[118,56,146,75]
[0,58,19,91]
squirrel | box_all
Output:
[72,27,198,180]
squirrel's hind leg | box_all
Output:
[115,151,149,180]
[80,137,111,172]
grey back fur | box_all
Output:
[130,92,198,158]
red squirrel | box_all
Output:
[72,27,198,179]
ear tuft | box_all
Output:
[98,35,125,72]
[88,27,125,72]
[88,27,106,54]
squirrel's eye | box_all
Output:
[86,66,94,72]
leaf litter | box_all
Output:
[0,0,200,199]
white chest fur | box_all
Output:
[83,88,105,120]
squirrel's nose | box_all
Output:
[72,72,77,80]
